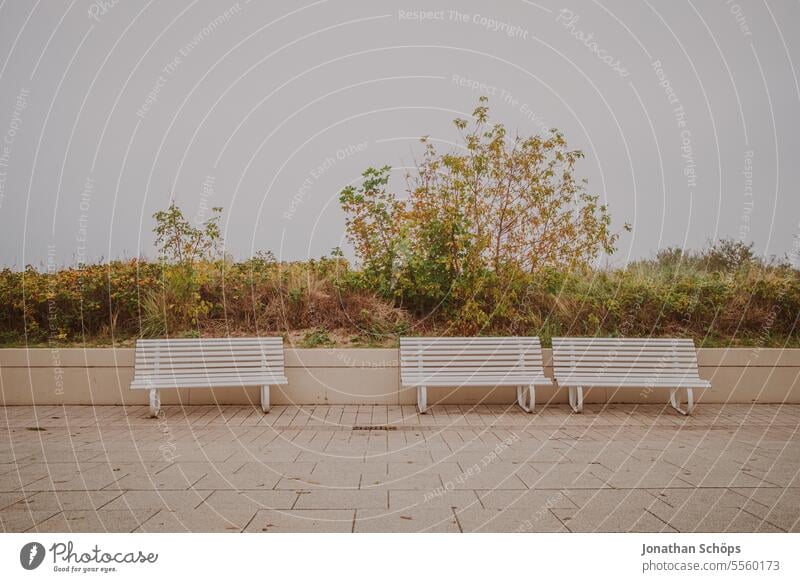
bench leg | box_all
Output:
[149,389,160,418]
[417,386,428,414]
[670,387,695,415]
[261,385,270,413]
[516,385,535,413]
[568,386,584,413]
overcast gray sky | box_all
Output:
[0,0,798,269]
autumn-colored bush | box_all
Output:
[340,98,628,332]
[0,255,411,347]
[0,241,797,348]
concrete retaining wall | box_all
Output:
[1,348,799,406]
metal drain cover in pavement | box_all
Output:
[352,425,397,431]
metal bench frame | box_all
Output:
[552,337,711,415]
[130,337,288,417]
[399,336,551,413]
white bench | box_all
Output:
[400,337,551,413]
[552,337,710,415]
[130,337,288,417]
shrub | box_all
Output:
[0,246,796,348]
[340,98,629,332]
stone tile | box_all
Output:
[35,509,158,533]
[311,461,376,474]
[200,490,298,511]
[0,491,33,510]
[390,489,481,510]
[294,490,387,510]
[192,464,284,490]
[445,462,531,490]
[102,490,211,511]
[137,508,258,532]
[245,509,355,532]
[387,461,462,479]
[0,510,61,532]
[730,487,800,531]
[364,450,434,463]
[672,460,772,488]
[275,471,361,490]
[747,465,800,488]
[647,489,788,532]
[112,463,213,491]
[297,451,366,463]
[354,508,460,532]
[664,505,784,533]
[360,471,443,491]
[555,490,676,533]
[605,461,695,488]
[457,506,570,532]
[648,487,753,510]
[522,462,612,489]
[476,489,576,510]
[6,462,124,491]
[564,446,634,467]
[10,490,123,512]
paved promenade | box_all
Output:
[1,404,798,532]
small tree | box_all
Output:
[145,202,223,336]
[153,202,223,264]
[703,239,755,272]
[340,98,628,329]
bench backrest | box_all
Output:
[400,336,546,379]
[132,337,285,387]
[551,337,702,381]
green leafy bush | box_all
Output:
[340,99,629,333]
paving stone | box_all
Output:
[476,489,576,510]
[388,461,462,479]
[200,490,298,511]
[555,490,676,532]
[354,508,460,532]
[360,470,443,491]
[2,404,798,532]
[245,509,355,532]
[605,461,695,488]
[192,464,284,490]
[390,489,481,510]
[0,510,62,532]
[35,509,158,533]
[670,460,772,488]
[646,489,788,532]
[113,463,210,491]
[137,507,257,532]
[456,506,570,532]
[0,491,33,510]
[275,471,361,490]
[11,490,123,512]
[648,487,753,510]
[522,462,612,489]
[294,490,387,510]
[730,487,800,531]
[102,490,211,511]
